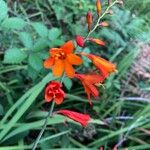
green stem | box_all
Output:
[32,101,55,150]
[84,0,117,41]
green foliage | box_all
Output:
[32,22,48,37]
[28,53,43,71]
[19,32,33,49]
[1,17,26,30]
[3,48,27,64]
[48,28,62,41]
[0,0,150,149]
[0,0,8,22]
[63,77,73,91]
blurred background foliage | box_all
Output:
[0,0,150,149]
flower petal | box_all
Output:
[49,48,60,56]
[67,54,82,65]
[85,81,99,98]
[55,95,64,105]
[61,40,74,54]
[43,57,55,68]
[64,60,75,78]
[45,91,53,102]
[53,59,64,77]
[57,109,91,127]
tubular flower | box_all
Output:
[45,81,65,105]
[88,38,105,46]
[86,11,93,31]
[75,73,105,105]
[96,0,101,16]
[57,109,91,127]
[81,53,117,78]
[44,41,82,78]
[76,35,84,47]
[99,21,109,27]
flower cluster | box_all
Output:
[43,0,117,127]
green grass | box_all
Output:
[0,0,150,149]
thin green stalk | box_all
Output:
[84,0,117,41]
[32,72,65,149]
[32,101,55,150]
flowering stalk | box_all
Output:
[32,101,55,150]
[33,1,118,149]
[84,0,117,42]
[32,75,65,150]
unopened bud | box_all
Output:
[86,11,93,32]
[88,38,105,46]
[76,35,84,47]
[96,0,101,16]
[99,21,109,27]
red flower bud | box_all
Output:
[57,109,91,127]
[96,0,101,16]
[86,11,93,31]
[76,35,84,47]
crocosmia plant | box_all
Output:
[32,1,118,149]
[1,0,149,149]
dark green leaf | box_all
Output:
[63,77,73,90]
[32,22,48,37]
[0,104,4,116]
[27,65,38,80]
[19,32,33,49]
[33,38,49,51]
[28,54,43,71]
[2,17,26,30]
[3,48,27,64]
[48,28,61,41]
[0,0,8,22]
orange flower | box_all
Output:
[96,0,101,16]
[45,81,65,105]
[88,38,105,46]
[86,11,93,31]
[81,53,117,78]
[57,109,91,127]
[44,41,82,78]
[75,73,105,105]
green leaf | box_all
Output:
[63,77,73,90]
[28,54,43,71]
[19,32,33,49]
[0,73,55,141]
[48,28,61,41]
[32,22,48,37]
[27,65,38,80]
[3,48,27,64]
[2,17,26,30]
[0,0,8,22]
[33,38,49,51]
[0,104,4,116]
